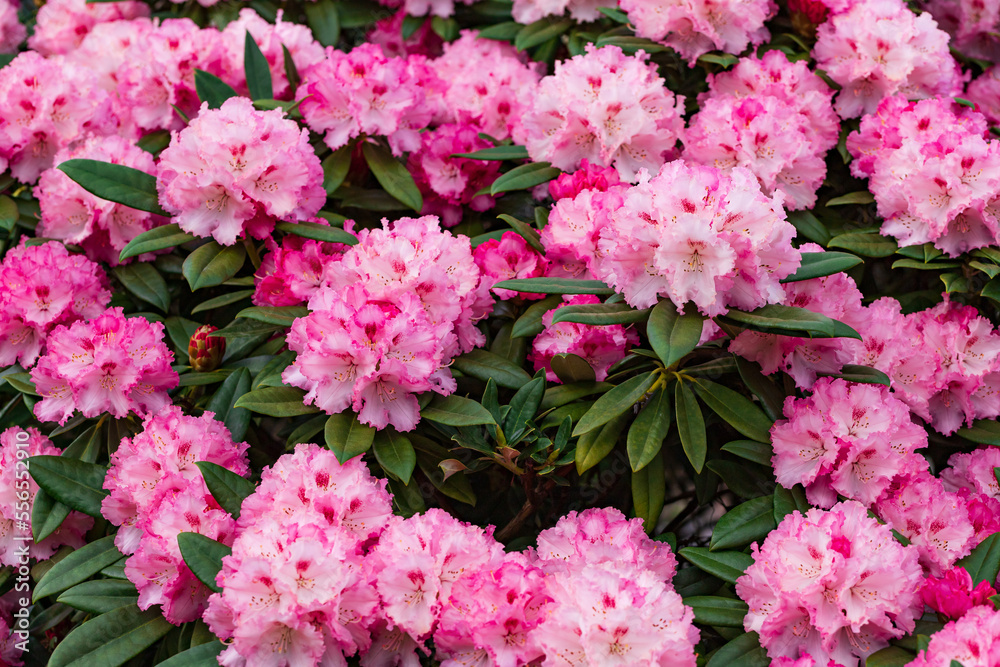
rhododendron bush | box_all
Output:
[5,0,1000,666]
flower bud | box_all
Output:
[188,325,225,372]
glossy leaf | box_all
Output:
[34,535,122,601]
[818,364,891,386]
[234,386,319,417]
[710,495,776,551]
[113,263,169,312]
[550,353,597,384]
[194,69,238,109]
[828,231,898,258]
[511,295,562,337]
[183,241,246,291]
[305,0,340,46]
[691,380,773,443]
[679,547,754,584]
[325,412,376,464]
[780,251,862,283]
[627,388,672,472]
[205,367,252,442]
[958,532,1000,586]
[236,305,308,327]
[632,448,665,535]
[675,381,707,473]
[576,412,629,474]
[551,302,651,326]
[718,304,861,340]
[119,224,195,261]
[421,395,496,426]
[244,32,273,100]
[58,159,166,216]
[196,461,255,519]
[362,141,422,212]
[573,371,655,437]
[451,348,532,389]
[48,606,173,667]
[373,430,416,485]
[154,642,226,667]
[958,419,1000,446]
[57,580,139,615]
[647,301,704,368]
[28,456,108,517]
[490,162,561,196]
[773,484,810,524]
[705,632,769,667]
[684,596,750,627]
[178,532,231,593]
[495,277,614,296]
[452,145,529,160]
[276,220,358,245]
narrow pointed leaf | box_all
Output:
[362,141,422,211]
[451,348,532,389]
[490,162,561,196]
[551,302,651,326]
[119,224,195,261]
[647,301,704,367]
[276,220,357,245]
[573,371,655,437]
[182,241,246,291]
[452,145,529,160]
[47,606,173,667]
[205,367,252,442]
[244,31,273,100]
[234,387,319,417]
[58,159,166,216]
[57,580,139,615]
[34,535,122,601]
[196,461,255,519]
[679,547,753,584]
[675,381,706,473]
[194,69,238,109]
[422,395,496,426]
[691,380,773,443]
[325,412,375,464]
[628,388,672,472]
[494,277,614,296]
[28,456,108,517]
[632,449,665,534]
[113,263,169,312]
[178,532,231,593]
[710,495,777,551]
[780,251,862,283]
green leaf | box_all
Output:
[451,348,532,389]
[576,411,629,474]
[287,414,328,448]
[494,277,614,296]
[430,16,459,40]
[113,263,169,312]
[490,162,561,196]
[28,456,108,517]
[324,412,375,464]
[691,380,773,443]
[647,301,704,368]
[362,141,422,212]
[177,532,231,594]
[550,302,651,326]
[496,213,544,253]
[34,535,122,602]
[511,295,563,338]
[598,6,630,21]
[504,377,546,443]
[864,646,917,667]
[58,159,166,216]
[57,580,138,615]
[244,31,273,101]
[786,210,831,245]
[627,388,672,472]
[477,21,522,40]
[191,289,254,314]
[236,305,308,327]
[958,419,1000,446]
[721,439,774,467]
[550,353,597,384]
[826,190,875,206]
[573,371,656,437]
[276,220,357,245]
[32,488,71,544]
[675,381,707,473]
[594,35,668,54]
[828,231,898,258]
[321,144,352,195]
[0,194,18,232]
[421,395,496,427]
[718,303,861,339]
[697,52,739,67]
[958,531,1000,586]
[194,69,238,109]
[773,484,810,524]
[154,642,226,667]
[48,606,173,667]
[710,495,776,551]
[818,364,891,386]
[234,386,318,417]
[305,0,340,46]
[892,258,962,271]
[196,461,255,519]
[982,276,1000,305]
[781,251,862,283]
[205,367,251,442]
[452,145,529,160]
[680,547,754,585]
[705,632,769,667]
[183,241,246,291]
[515,17,572,51]
[734,357,784,422]
[373,430,416,485]
[632,447,665,534]
[684,596,749,627]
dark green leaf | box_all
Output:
[705,632,769,667]
[282,44,300,94]
[29,456,108,517]
[58,159,166,216]
[234,386,317,417]
[477,21,522,40]
[452,145,529,160]
[495,277,614,296]
[182,241,246,291]
[236,305,308,327]
[504,377,545,443]
[57,580,138,615]
[550,353,597,384]
[826,190,875,206]
[684,596,749,627]
[595,35,668,54]
[194,69,238,109]
[819,364,891,386]
[205,367,252,441]
[828,231,898,258]
[514,17,571,51]
[490,162,561,196]
[540,381,611,412]
[734,357,784,422]
[422,395,496,426]
[958,419,1000,445]
[305,0,340,45]
[113,263,169,312]
[865,646,917,667]
[721,440,774,467]
[786,210,831,245]
[32,488,71,544]
[710,495,776,550]
[892,258,962,271]
[191,289,254,314]
[718,304,861,340]
[324,412,375,464]
[691,380,773,443]
[576,412,629,474]
[675,381,707,473]
[154,642,225,667]
[322,144,352,195]
[627,389,672,472]
[598,6,629,21]
[362,141,422,211]
[178,532,231,593]
[276,221,356,246]
[982,276,1000,305]
[496,213,544,253]
[773,484,810,524]
[573,371,656,437]
[451,348,532,389]
[196,461,255,519]
[781,251,862,283]
[958,532,1000,586]
[34,535,122,601]
[287,414,328,447]
[632,447,664,534]
[697,52,739,67]
[551,302,650,326]
[48,606,173,667]
[680,547,753,585]
[511,295,562,338]
[373,430,416,484]
[244,31,273,100]
[0,195,19,232]
[647,302,704,368]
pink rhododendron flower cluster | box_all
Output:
[0,427,91,567]
[512,0,614,24]
[205,443,393,667]
[30,307,178,425]
[407,123,502,226]
[430,31,541,143]
[157,96,325,245]
[874,470,1000,575]
[0,52,119,183]
[769,378,928,508]
[530,295,638,383]
[66,18,152,92]
[736,500,923,666]
[36,135,166,265]
[593,160,800,315]
[522,45,686,181]
[367,9,443,58]
[298,43,435,156]
[375,0,475,18]
[101,406,249,624]
[941,446,1000,501]
[965,66,1000,125]
[813,0,965,118]
[847,96,1000,256]
[253,232,352,308]
[0,0,24,53]
[920,566,997,621]
[906,604,1000,666]
[920,0,1000,63]
[215,9,325,101]
[684,51,839,210]
[0,241,110,368]
[619,0,775,66]
[27,0,148,57]
[473,230,548,300]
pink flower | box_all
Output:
[367,9,443,58]
[813,0,965,118]
[30,307,178,425]
[253,230,353,308]
[36,135,167,265]
[906,604,1000,666]
[522,45,685,182]
[0,427,92,567]
[548,159,622,201]
[620,0,776,65]
[921,566,998,622]
[157,96,325,245]
[965,66,1000,126]
[27,0,148,56]
[736,500,923,666]
[593,160,800,315]
[920,0,1000,63]
[0,0,25,54]
[374,0,475,18]
[941,446,1000,501]
[530,295,638,383]
[474,231,548,300]
[512,0,615,24]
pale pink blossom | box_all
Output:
[906,604,1000,666]
[27,0,148,56]
[474,231,548,300]
[0,0,24,53]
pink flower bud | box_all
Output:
[188,325,225,372]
